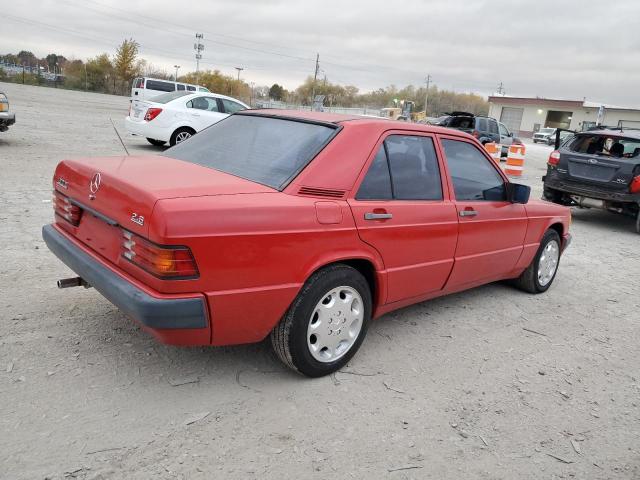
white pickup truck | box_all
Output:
[0,92,15,132]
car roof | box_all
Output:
[239,109,474,136]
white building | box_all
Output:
[488,96,640,137]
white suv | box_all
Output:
[131,77,210,102]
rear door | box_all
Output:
[438,136,527,288]
[185,96,226,130]
[348,132,458,304]
[559,134,640,190]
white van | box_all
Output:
[131,77,210,101]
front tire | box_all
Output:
[514,229,562,294]
[271,264,372,377]
[146,138,166,147]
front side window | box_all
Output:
[164,114,336,190]
[221,99,246,114]
[186,96,219,112]
[488,120,499,134]
[356,135,442,201]
[441,139,506,201]
[499,123,509,136]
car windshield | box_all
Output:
[568,134,640,158]
[163,114,337,189]
[539,128,555,134]
[150,91,191,104]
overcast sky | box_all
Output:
[3,0,640,105]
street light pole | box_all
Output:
[174,65,180,82]
[235,67,244,82]
[424,74,431,116]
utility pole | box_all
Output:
[84,63,88,90]
[174,65,180,82]
[497,81,505,95]
[310,53,319,110]
[194,33,204,84]
[424,74,431,115]
[250,82,255,107]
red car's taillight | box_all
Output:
[144,107,162,121]
[630,175,640,194]
[53,190,82,226]
[121,230,198,279]
[548,150,560,166]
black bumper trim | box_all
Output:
[42,224,207,329]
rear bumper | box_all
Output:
[42,224,208,330]
[543,174,639,204]
[0,112,15,127]
[123,116,170,142]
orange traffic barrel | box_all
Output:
[505,144,525,176]
[484,142,501,163]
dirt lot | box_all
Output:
[1,82,639,480]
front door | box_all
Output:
[348,133,458,304]
[438,136,527,288]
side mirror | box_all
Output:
[507,183,530,204]
[508,132,513,137]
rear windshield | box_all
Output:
[568,134,640,158]
[149,91,191,104]
[448,116,474,129]
[163,114,338,189]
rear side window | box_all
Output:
[356,135,442,200]
[441,139,505,201]
[356,147,392,200]
[164,115,337,190]
[386,136,442,200]
[177,84,185,91]
[186,85,196,91]
[146,80,175,92]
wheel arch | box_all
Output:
[303,256,385,316]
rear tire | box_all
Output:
[514,229,562,294]
[271,264,372,377]
[169,127,195,146]
[146,138,166,146]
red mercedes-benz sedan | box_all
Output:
[43,110,571,377]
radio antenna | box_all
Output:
[110,117,130,156]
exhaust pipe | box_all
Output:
[57,277,92,289]
[571,195,605,209]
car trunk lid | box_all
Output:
[53,155,274,263]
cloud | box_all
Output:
[2,0,639,106]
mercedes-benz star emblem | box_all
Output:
[90,173,101,195]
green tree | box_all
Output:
[113,38,141,94]
[269,83,284,101]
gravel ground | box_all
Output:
[1,82,639,480]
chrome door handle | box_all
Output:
[459,210,478,217]
[191,113,201,117]
[364,212,393,220]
